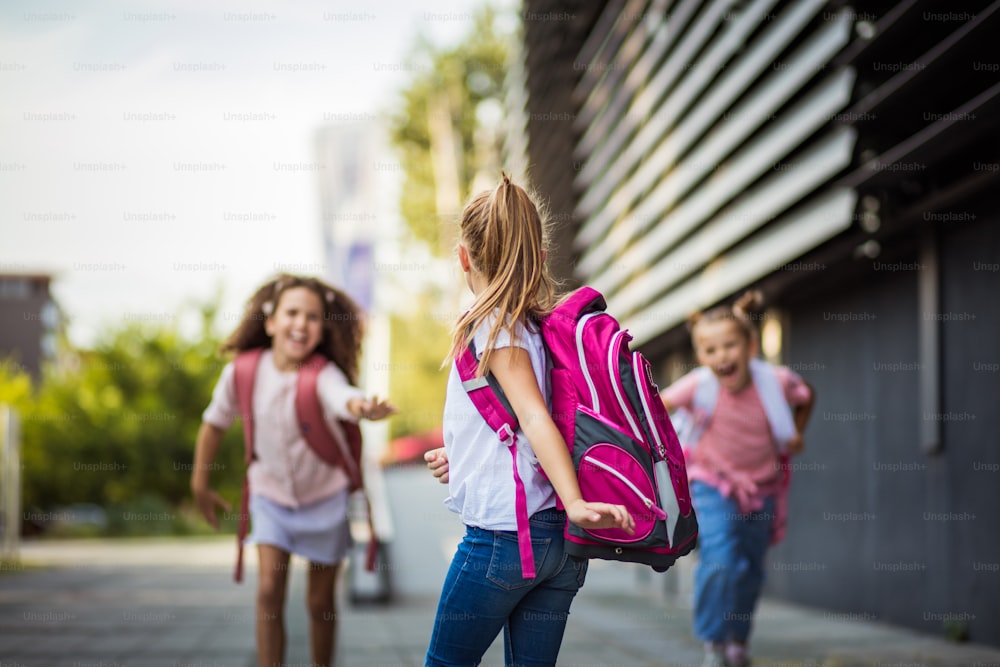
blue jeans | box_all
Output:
[425,509,588,667]
[691,481,775,644]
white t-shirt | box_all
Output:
[442,315,557,530]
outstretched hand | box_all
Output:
[423,446,449,484]
[349,396,398,421]
[566,499,635,534]
[787,432,805,455]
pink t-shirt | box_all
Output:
[661,364,812,487]
[202,349,366,508]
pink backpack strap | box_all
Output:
[455,345,536,579]
[296,354,378,570]
[296,354,363,491]
[232,349,264,583]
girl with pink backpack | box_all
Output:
[423,175,634,666]
[660,292,815,667]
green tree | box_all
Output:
[381,5,513,449]
[6,302,246,535]
[389,5,512,255]
[386,295,452,441]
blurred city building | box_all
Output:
[0,273,60,382]
[508,0,1000,646]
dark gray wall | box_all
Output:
[767,217,1000,644]
[937,216,1000,642]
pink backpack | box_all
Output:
[231,348,376,582]
[457,287,698,578]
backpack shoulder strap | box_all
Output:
[295,354,363,491]
[456,342,520,435]
[233,348,265,464]
[748,359,796,545]
[749,359,796,452]
[685,361,796,451]
[455,343,535,579]
[295,354,378,570]
[231,348,264,583]
[691,366,719,417]
[677,366,717,451]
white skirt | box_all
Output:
[245,490,351,565]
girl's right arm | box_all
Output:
[191,422,232,529]
[488,346,635,534]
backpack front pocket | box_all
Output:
[572,409,664,544]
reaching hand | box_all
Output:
[350,396,398,421]
[192,485,232,530]
[423,447,449,484]
[787,432,805,455]
[566,499,635,534]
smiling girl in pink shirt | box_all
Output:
[191,273,395,667]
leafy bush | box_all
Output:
[2,304,246,536]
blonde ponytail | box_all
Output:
[447,174,557,375]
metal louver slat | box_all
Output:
[580,7,850,271]
[574,0,701,185]
[848,1,997,118]
[576,0,729,215]
[845,80,1000,191]
[573,14,674,180]
[573,0,651,128]
[574,0,830,249]
[592,68,856,298]
[623,187,858,345]
[605,126,857,319]
[578,11,854,282]
[574,0,631,83]
[576,0,789,235]
[576,0,668,158]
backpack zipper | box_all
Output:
[609,330,643,441]
[633,351,668,462]
[582,454,667,520]
[577,312,602,410]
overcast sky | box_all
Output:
[1,0,500,346]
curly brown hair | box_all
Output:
[220,273,365,384]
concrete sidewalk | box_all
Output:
[3,538,1000,666]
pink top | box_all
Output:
[661,364,811,511]
[203,349,366,508]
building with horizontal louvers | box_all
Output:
[509,0,1000,646]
